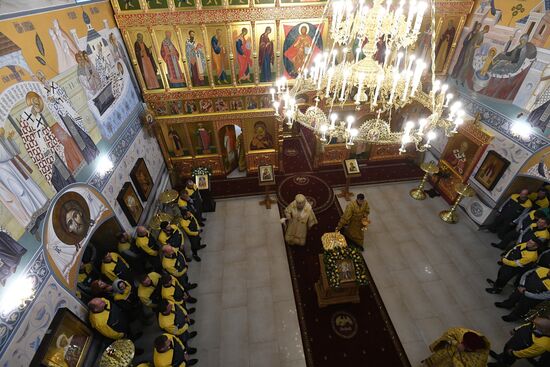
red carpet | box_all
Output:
[276,171,410,366]
[282,138,314,173]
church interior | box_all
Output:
[2,0,550,366]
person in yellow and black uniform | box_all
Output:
[135,226,161,271]
[158,221,185,251]
[116,231,142,273]
[539,248,550,268]
[529,188,549,210]
[178,192,204,227]
[157,300,197,354]
[101,252,132,282]
[185,179,206,222]
[89,297,128,340]
[161,245,197,290]
[90,279,114,298]
[112,278,141,314]
[495,266,550,322]
[488,316,550,366]
[179,210,207,262]
[88,297,144,355]
[493,209,550,250]
[486,238,542,294]
[483,190,533,234]
[153,333,197,367]
[493,216,550,253]
[138,271,162,310]
[161,273,197,306]
[76,246,99,302]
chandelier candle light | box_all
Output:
[273,0,466,152]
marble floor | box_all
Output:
[187,196,306,367]
[139,181,532,367]
[336,181,531,367]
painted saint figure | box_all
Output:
[186,30,207,86]
[37,71,99,165]
[94,43,111,86]
[488,34,536,76]
[453,24,488,84]
[283,23,321,78]
[249,121,274,150]
[0,128,48,228]
[19,92,75,191]
[196,123,211,153]
[168,128,184,156]
[160,31,186,87]
[259,27,274,82]
[223,126,237,169]
[444,141,469,176]
[479,33,537,100]
[49,19,79,73]
[76,51,101,97]
[235,28,252,83]
[134,33,161,89]
[434,20,456,72]
[211,29,229,84]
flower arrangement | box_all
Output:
[192,166,212,177]
[323,246,368,288]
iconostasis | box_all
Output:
[110,0,474,180]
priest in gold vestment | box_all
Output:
[284,194,317,246]
[422,327,490,367]
[336,193,369,249]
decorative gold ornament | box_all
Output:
[409,161,439,200]
[99,339,135,367]
[322,232,348,251]
[439,182,475,224]
[273,0,466,152]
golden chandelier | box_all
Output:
[272,0,466,152]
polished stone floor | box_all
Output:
[336,181,531,366]
[188,196,306,367]
[140,181,531,367]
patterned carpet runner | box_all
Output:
[276,140,410,367]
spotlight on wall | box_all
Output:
[97,155,114,178]
[511,120,533,140]
[0,276,35,315]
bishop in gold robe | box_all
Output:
[336,193,369,249]
[284,194,317,246]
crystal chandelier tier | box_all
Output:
[272,0,466,152]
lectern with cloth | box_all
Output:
[315,232,367,308]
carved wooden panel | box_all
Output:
[193,156,225,175]
[246,150,278,172]
[318,144,350,167]
[368,143,416,161]
[170,157,194,187]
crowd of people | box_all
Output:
[81,180,207,366]
[421,187,550,366]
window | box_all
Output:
[539,24,547,36]
[527,22,536,36]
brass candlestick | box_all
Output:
[410,162,439,200]
[439,182,476,224]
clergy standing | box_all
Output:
[284,194,317,246]
[336,193,370,250]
